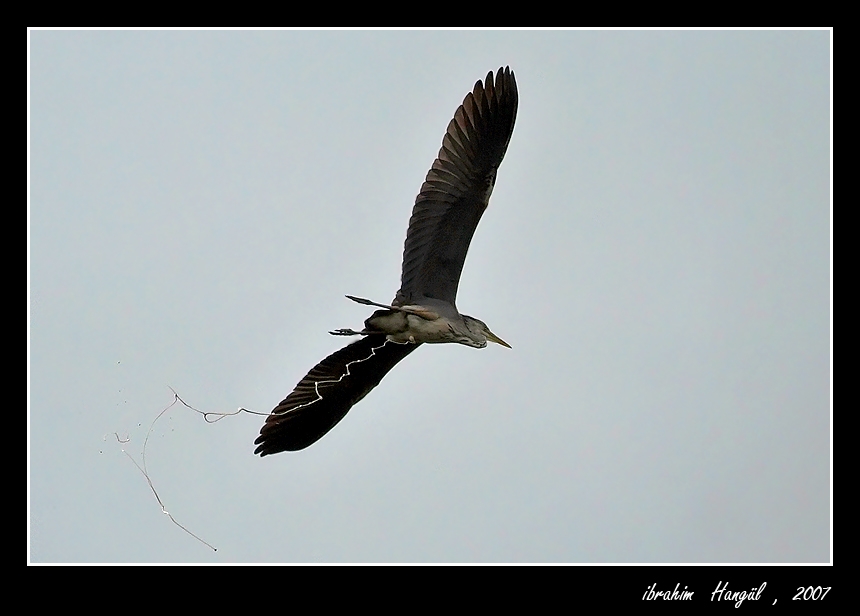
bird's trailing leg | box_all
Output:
[330,296,393,336]
[345,295,440,320]
[345,295,398,310]
[331,295,442,338]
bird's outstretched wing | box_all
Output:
[396,66,518,307]
[254,336,420,455]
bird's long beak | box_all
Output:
[486,330,512,349]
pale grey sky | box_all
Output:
[29,30,830,562]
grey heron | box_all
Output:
[254,67,518,456]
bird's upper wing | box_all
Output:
[395,66,518,307]
[254,336,420,455]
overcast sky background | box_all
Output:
[29,30,830,563]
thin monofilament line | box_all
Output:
[269,338,403,417]
[115,389,266,552]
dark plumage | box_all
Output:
[255,67,518,456]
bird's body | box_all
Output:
[333,295,510,348]
[255,67,518,456]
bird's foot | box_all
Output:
[329,328,362,336]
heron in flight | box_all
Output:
[254,67,518,456]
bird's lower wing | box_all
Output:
[254,335,421,455]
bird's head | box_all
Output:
[461,315,511,349]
